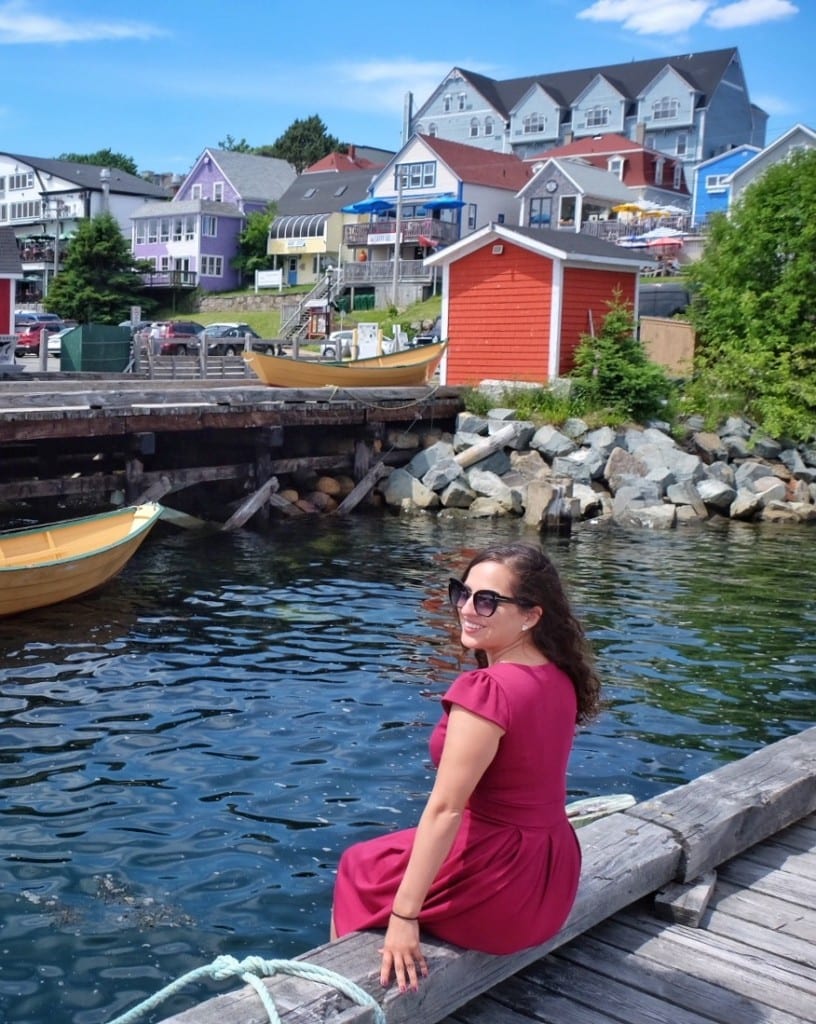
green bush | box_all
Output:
[570,293,672,423]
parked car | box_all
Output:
[149,320,204,355]
[47,326,76,356]
[320,329,355,359]
[412,315,442,346]
[15,312,64,334]
[14,328,44,356]
[201,323,261,356]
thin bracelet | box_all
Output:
[390,909,419,922]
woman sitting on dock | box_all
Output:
[332,542,601,993]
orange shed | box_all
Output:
[424,223,652,386]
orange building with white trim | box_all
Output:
[425,224,650,386]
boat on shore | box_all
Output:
[243,341,447,388]
[0,503,163,617]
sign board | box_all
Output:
[130,305,142,325]
[255,269,283,292]
[369,232,402,245]
[355,322,381,359]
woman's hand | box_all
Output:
[379,916,428,992]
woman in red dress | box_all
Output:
[332,542,600,993]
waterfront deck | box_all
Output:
[157,726,815,1024]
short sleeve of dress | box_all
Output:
[442,668,511,731]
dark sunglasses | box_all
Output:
[448,577,529,618]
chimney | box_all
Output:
[349,144,356,162]
[635,122,646,145]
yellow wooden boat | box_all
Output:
[243,341,447,388]
[0,503,163,617]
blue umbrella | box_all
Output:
[419,195,466,210]
[341,196,395,214]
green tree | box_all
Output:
[44,213,152,324]
[256,115,344,173]
[218,134,253,152]
[684,148,816,439]
[57,149,139,176]
[232,203,277,282]
[570,292,671,423]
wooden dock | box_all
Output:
[0,375,461,515]
[155,726,816,1024]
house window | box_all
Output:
[443,94,452,112]
[0,204,7,221]
[428,122,437,137]
[147,219,158,243]
[673,164,683,189]
[135,221,146,244]
[496,212,505,224]
[10,201,41,219]
[585,105,610,128]
[160,218,170,242]
[191,184,202,200]
[653,97,680,121]
[397,161,436,189]
[334,185,347,197]
[457,92,466,111]
[303,187,317,198]
[523,113,545,134]
[200,255,223,276]
[172,218,183,241]
[202,215,217,237]
[467,203,477,230]
[184,215,195,240]
[608,157,624,178]
[9,172,33,190]
[676,133,688,156]
[705,174,729,192]
[470,118,479,138]
[213,182,224,202]
[529,197,552,227]
[655,158,665,186]
[159,256,171,272]
[484,116,494,136]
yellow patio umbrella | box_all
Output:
[612,202,644,215]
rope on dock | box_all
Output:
[105,953,386,1024]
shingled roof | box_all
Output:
[419,135,531,191]
[451,47,740,117]
[0,226,23,277]
[0,155,169,198]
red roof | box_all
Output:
[419,135,532,191]
[304,149,384,173]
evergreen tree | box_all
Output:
[44,213,152,324]
[255,115,344,173]
[685,148,816,439]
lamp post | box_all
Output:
[325,265,334,339]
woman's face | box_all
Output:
[456,560,539,663]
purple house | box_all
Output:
[131,149,296,293]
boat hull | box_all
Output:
[243,341,447,388]
[0,503,163,617]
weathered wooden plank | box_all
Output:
[736,839,816,880]
[718,855,816,909]
[654,870,717,926]
[709,879,816,943]
[626,725,816,881]
[333,462,390,516]
[454,425,516,469]
[221,478,280,531]
[701,900,816,968]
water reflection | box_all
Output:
[0,515,813,1024]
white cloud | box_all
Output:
[0,0,164,44]
[577,0,712,35]
[577,0,798,34]
[705,0,798,30]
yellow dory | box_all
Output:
[0,503,163,617]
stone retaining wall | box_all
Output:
[372,411,816,529]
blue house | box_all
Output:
[690,145,760,227]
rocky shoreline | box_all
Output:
[376,410,816,529]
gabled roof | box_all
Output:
[0,226,23,277]
[0,154,169,198]
[275,168,378,216]
[304,148,388,173]
[730,122,816,183]
[419,135,531,191]
[530,134,645,160]
[521,159,634,203]
[437,48,741,120]
[425,221,653,269]
[193,149,296,203]
[133,198,244,219]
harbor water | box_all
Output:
[0,513,814,1024]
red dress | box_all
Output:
[333,662,581,954]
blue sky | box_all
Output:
[0,0,810,176]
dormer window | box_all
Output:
[585,105,610,128]
[484,116,494,136]
[457,93,466,111]
[428,122,438,137]
[443,94,452,112]
[213,181,224,201]
[608,157,624,179]
[523,113,545,134]
[653,97,680,121]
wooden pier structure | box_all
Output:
[156,726,816,1024]
[0,374,461,519]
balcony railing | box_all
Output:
[343,217,459,248]
[342,260,432,284]
[140,270,198,289]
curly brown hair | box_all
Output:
[463,542,601,724]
